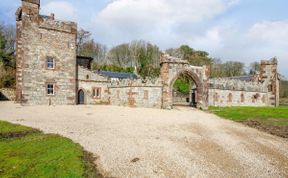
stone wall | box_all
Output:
[0,88,16,101]
[207,58,279,107]
[16,0,77,105]
[208,78,269,107]
[77,67,110,104]
[108,79,163,108]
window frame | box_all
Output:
[47,83,55,96]
[92,87,101,99]
[46,56,55,70]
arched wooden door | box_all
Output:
[78,90,85,105]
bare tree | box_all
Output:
[77,29,91,55]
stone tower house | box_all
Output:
[15,0,78,105]
[259,58,280,106]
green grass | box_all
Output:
[0,121,102,178]
[208,106,288,126]
[0,121,35,135]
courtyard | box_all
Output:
[0,102,287,177]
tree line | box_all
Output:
[0,23,16,88]
[77,29,263,79]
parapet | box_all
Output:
[109,78,163,88]
[261,57,278,65]
[22,0,40,6]
[160,54,188,65]
[38,15,77,34]
[208,78,266,92]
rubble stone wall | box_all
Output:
[16,0,77,105]
[77,67,110,104]
[0,88,16,101]
[108,79,163,108]
[207,58,279,107]
[208,89,267,107]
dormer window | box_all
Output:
[47,56,54,69]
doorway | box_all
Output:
[78,89,85,104]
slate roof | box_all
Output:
[95,71,138,80]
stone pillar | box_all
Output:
[160,55,171,109]
[15,7,24,103]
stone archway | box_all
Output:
[160,54,210,110]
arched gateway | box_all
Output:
[160,54,210,110]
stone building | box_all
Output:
[15,0,280,109]
[16,0,77,105]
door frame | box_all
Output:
[77,89,85,105]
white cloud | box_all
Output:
[91,0,238,45]
[204,20,288,76]
[41,1,78,22]
[247,21,288,45]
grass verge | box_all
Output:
[208,106,288,126]
[0,120,103,178]
[208,106,288,138]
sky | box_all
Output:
[0,0,287,78]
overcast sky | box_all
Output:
[0,0,287,78]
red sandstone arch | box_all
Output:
[160,54,209,109]
[169,69,203,107]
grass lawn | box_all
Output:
[0,121,37,136]
[0,121,102,178]
[208,106,288,126]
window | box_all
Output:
[268,84,273,92]
[47,84,54,95]
[93,88,101,98]
[47,56,54,69]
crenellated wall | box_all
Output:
[208,78,268,107]
[207,58,279,107]
[108,79,163,108]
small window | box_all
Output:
[268,84,273,92]
[47,57,54,69]
[47,84,54,95]
[93,88,101,98]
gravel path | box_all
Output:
[0,102,287,178]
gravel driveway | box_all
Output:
[0,102,287,178]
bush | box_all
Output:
[0,65,15,88]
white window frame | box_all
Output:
[47,56,55,69]
[47,84,55,96]
[93,88,101,98]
